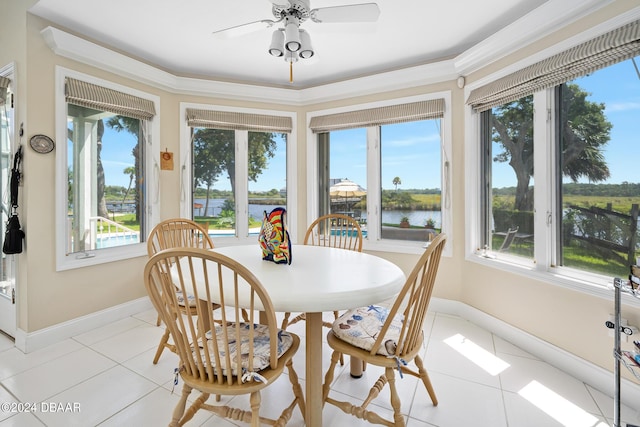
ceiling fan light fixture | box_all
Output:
[212,0,383,82]
[284,17,301,51]
[268,29,284,57]
[299,29,314,59]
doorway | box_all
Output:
[0,64,17,338]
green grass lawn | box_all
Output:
[105,213,262,232]
[193,217,263,230]
[492,235,631,278]
[493,194,640,213]
[109,213,140,231]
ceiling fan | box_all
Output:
[212,0,380,82]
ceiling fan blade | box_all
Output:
[310,3,380,23]
[266,0,291,8]
[212,20,276,39]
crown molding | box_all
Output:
[40,0,623,106]
[300,60,458,104]
[41,26,457,106]
[40,26,304,105]
[464,4,640,93]
[454,0,612,76]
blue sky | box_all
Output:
[99,125,139,188]
[100,57,639,190]
[328,121,442,191]
[492,57,640,188]
[583,57,640,184]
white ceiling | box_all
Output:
[29,0,560,89]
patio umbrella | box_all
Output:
[329,179,366,212]
[193,202,203,216]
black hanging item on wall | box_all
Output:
[3,146,24,254]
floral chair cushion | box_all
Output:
[175,289,197,307]
[332,305,403,356]
[197,323,294,378]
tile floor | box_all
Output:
[0,309,638,427]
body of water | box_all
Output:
[194,198,275,220]
[194,198,442,228]
[380,210,441,228]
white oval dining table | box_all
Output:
[203,244,406,427]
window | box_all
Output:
[191,127,236,237]
[182,105,296,243]
[327,127,366,222]
[56,70,159,270]
[469,20,640,289]
[480,95,535,259]
[308,94,452,254]
[380,120,442,239]
[248,131,288,233]
[557,64,639,278]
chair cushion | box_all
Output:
[198,323,294,376]
[332,305,403,356]
[175,290,197,307]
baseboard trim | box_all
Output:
[10,296,639,408]
[13,297,153,353]
[430,297,640,409]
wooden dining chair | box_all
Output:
[280,213,363,333]
[322,233,447,427]
[144,247,306,427]
[147,218,218,364]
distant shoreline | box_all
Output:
[248,198,286,205]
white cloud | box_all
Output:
[605,101,640,112]
[386,133,440,147]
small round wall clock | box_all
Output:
[29,134,55,154]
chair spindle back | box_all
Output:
[147,218,213,256]
[144,247,280,386]
[371,233,447,359]
[304,213,363,252]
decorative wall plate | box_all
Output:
[29,134,55,154]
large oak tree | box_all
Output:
[491,83,612,211]
[192,129,278,215]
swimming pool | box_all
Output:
[96,233,140,249]
[95,230,246,248]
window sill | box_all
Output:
[467,251,640,308]
[364,239,435,255]
[56,243,147,271]
[210,235,261,246]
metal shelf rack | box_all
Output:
[611,277,640,427]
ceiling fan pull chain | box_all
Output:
[290,61,293,83]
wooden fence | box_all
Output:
[566,203,639,265]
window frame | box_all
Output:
[464,62,640,307]
[179,103,297,244]
[306,92,453,256]
[55,67,160,271]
